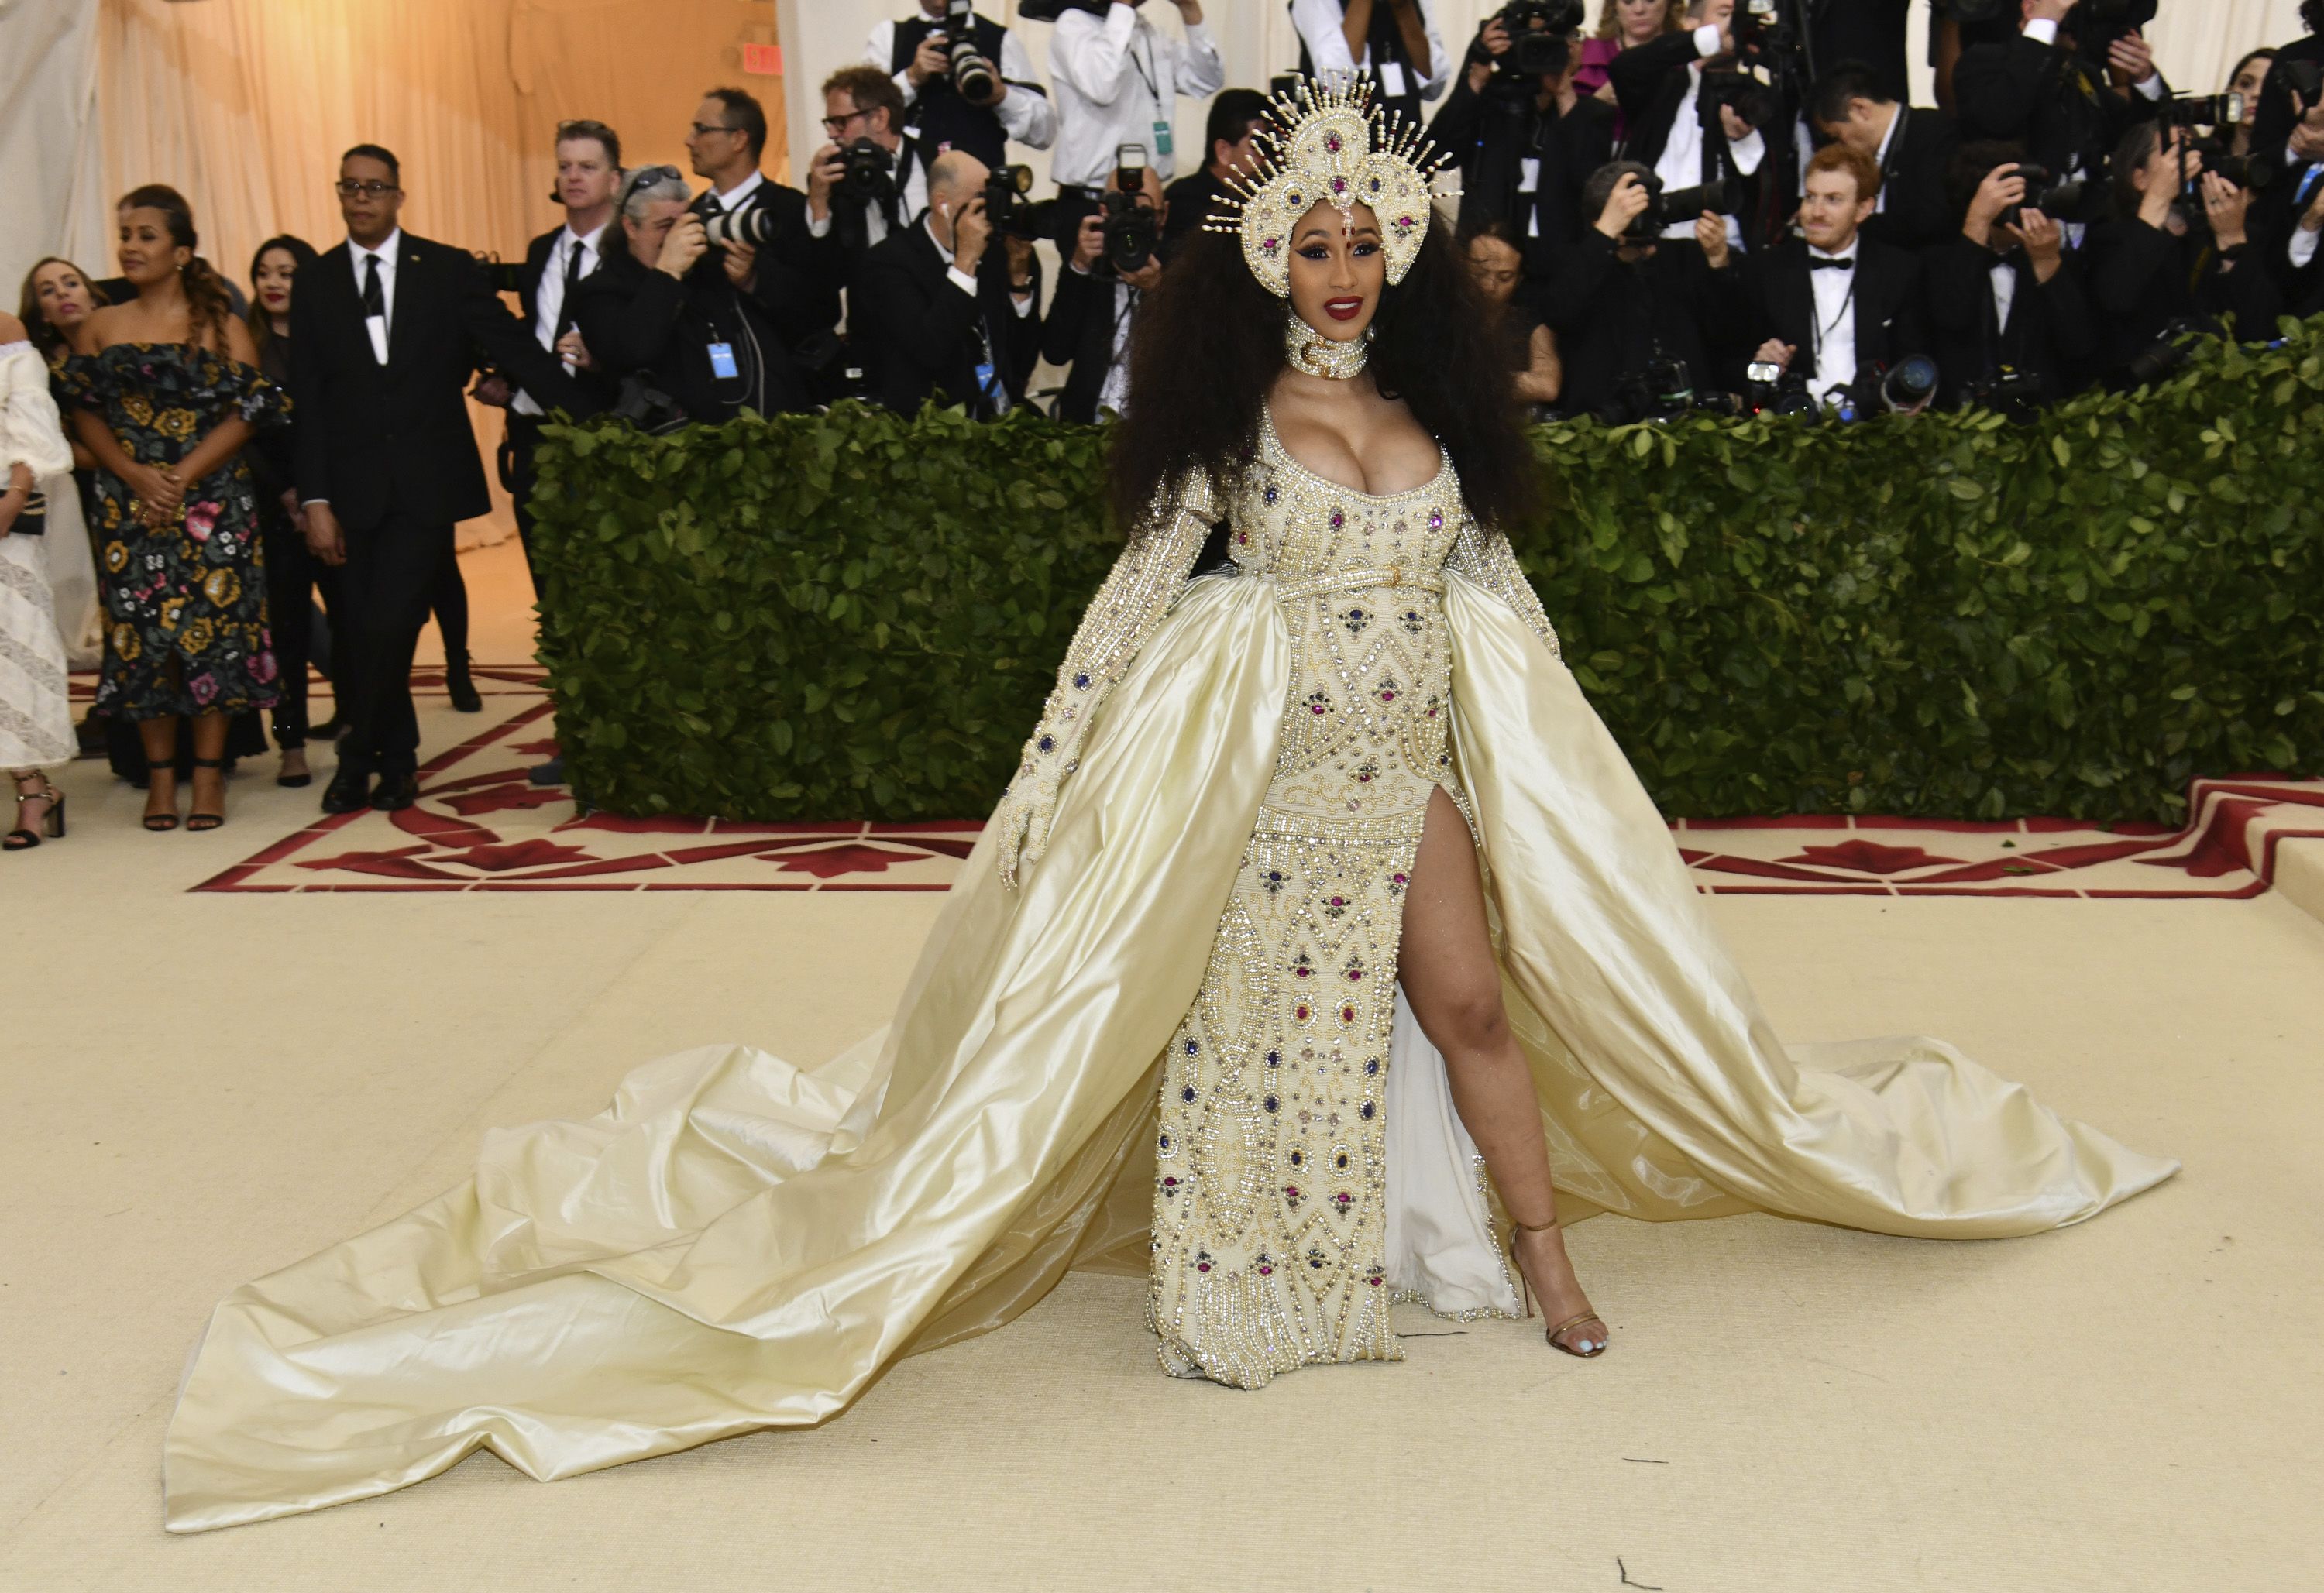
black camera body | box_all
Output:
[2068,0,2159,61]
[1620,174,1741,241]
[473,253,527,296]
[984,163,1057,241]
[941,0,1000,103]
[1014,0,1111,19]
[1993,163,2105,230]
[1097,144,1158,276]
[1494,0,1585,80]
[1966,364,2044,422]
[836,138,898,206]
[1597,354,1700,424]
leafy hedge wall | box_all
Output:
[529,321,2324,825]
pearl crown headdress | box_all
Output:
[1202,77,1450,299]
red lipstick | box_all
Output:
[1323,296,1364,322]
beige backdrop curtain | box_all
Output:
[81,0,787,547]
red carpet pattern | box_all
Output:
[186,668,2324,898]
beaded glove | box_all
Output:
[1445,512,1562,660]
[994,469,1220,888]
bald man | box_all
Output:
[854,149,1042,416]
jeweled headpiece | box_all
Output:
[1202,77,1449,299]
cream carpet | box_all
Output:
[4,544,2319,1591]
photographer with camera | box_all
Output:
[868,0,1057,171]
[1431,2,1617,287]
[805,67,926,282]
[1163,88,1270,247]
[1923,142,2098,411]
[1810,60,1959,252]
[854,151,1041,418]
[1040,157,1167,422]
[1293,0,1450,132]
[1539,160,1745,419]
[1953,0,2168,196]
[568,167,813,429]
[1738,145,1926,409]
[2086,120,2283,383]
[1041,0,1224,252]
[2247,0,2324,189]
[683,86,841,358]
[1605,0,1767,249]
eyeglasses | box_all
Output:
[689,120,742,139]
[335,180,400,198]
[820,107,873,136]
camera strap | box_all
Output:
[1126,34,1173,160]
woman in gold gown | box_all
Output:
[163,86,2178,1532]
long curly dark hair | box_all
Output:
[246,234,319,369]
[1108,218,1539,538]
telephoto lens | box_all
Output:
[1881,355,1940,414]
[946,0,999,102]
[701,207,778,248]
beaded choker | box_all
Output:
[1285,318,1371,379]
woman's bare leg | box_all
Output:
[136,715,180,825]
[1397,785,1607,1352]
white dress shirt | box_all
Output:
[1047,5,1226,187]
[511,221,605,417]
[866,17,1058,149]
[1290,0,1449,105]
[1869,101,1901,215]
[709,170,767,213]
[2292,223,2321,271]
[1805,235,1859,403]
[805,140,932,252]
[348,228,403,364]
[1656,28,1765,245]
[1989,256,2019,338]
[1064,259,1141,417]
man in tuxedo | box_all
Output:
[1162,88,1269,249]
[1539,161,1747,420]
[1812,59,1959,252]
[295,145,583,813]
[854,151,1041,417]
[684,86,841,361]
[1739,143,1927,407]
[482,119,624,591]
[1607,0,1766,249]
[1431,12,1617,294]
[805,66,930,290]
[1952,0,2167,186]
[2247,1,2324,191]
[1041,163,1167,424]
[1923,142,2098,410]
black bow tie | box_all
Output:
[1808,256,1854,272]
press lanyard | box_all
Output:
[1127,34,1173,160]
[1807,272,1855,377]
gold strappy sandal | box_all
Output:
[1508,1215,1609,1358]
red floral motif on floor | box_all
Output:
[191,678,2324,898]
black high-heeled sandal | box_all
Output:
[143,756,180,831]
[187,755,229,832]
[5,774,66,850]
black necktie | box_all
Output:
[700,192,724,218]
[1808,256,1854,272]
[360,252,386,317]
[554,238,586,340]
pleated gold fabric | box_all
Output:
[163,558,2179,1534]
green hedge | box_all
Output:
[530,320,2324,825]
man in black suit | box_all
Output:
[1607,0,1767,247]
[1810,0,1911,105]
[1811,58,1959,252]
[480,119,624,592]
[1952,0,2168,185]
[684,86,842,368]
[1539,161,1747,420]
[855,151,1041,417]
[1163,88,1270,249]
[1924,142,2098,410]
[2248,2,2324,190]
[1041,163,1168,424]
[295,145,583,813]
[1430,12,1617,294]
[1740,144,1927,408]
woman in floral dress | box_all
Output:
[62,190,284,830]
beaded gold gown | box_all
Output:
[163,414,2178,1530]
